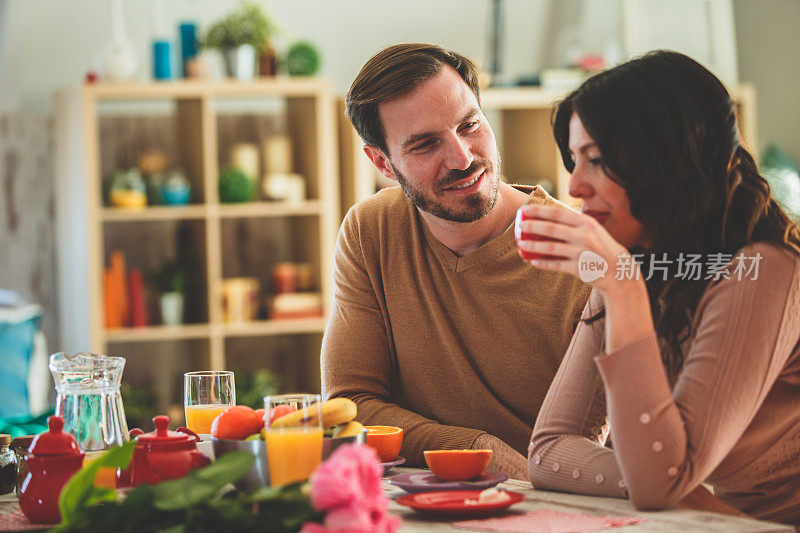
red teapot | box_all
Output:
[117,415,210,487]
[19,416,84,524]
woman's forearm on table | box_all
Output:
[602,279,655,353]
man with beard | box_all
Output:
[321,43,589,480]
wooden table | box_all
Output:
[2,473,792,532]
[385,468,793,532]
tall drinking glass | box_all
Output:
[263,394,323,486]
[184,371,235,435]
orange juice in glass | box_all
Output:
[184,371,235,436]
[264,394,323,486]
[184,404,229,435]
[83,451,117,489]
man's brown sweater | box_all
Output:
[321,185,589,465]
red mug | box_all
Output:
[514,208,567,261]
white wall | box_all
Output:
[0,0,629,113]
[734,0,800,160]
[0,0,541,112]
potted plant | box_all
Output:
[219,165,255,203]
[150,261,186,326]
[202,2,275,80]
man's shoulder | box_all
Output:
[339,186,417,253]
[510,184,571,209]
[344,186,414,228]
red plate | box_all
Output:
[396,490,525,517]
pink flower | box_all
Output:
[308,443,383,511]
[322,504,373,532]
[308,452,364,510]
[373,512,402,533]
[302,443,401,533]
[298,524,328,533]
[300,503,401,533]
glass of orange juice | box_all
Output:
[184,371,235,436]
[263,394,323,486]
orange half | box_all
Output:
[423,449,493,481]
[364,425,403,462]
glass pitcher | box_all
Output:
[49,352,129,452]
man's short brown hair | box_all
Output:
[345,43,481,156]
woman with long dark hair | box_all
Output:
[520,50,800,524]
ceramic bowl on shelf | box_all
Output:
[212,429,366,492]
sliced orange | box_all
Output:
[364,425,403,462]
[423,449,492,481]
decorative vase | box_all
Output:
[102,0,137,82]
[160,292,184,326]
[258,44,277,76]
[179,22,199,77]
[223,44,256,81]
[160,171,191,205]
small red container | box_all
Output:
[118,415,210,487]
[19,416,84,525]
[514,208,567,261]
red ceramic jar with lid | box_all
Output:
[19,416,84,524]
[118,415,210,487]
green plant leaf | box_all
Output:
[151,451,254,511]
[248,480,306,502]
[159,525,186,533]
[202,1,275,49]
[56,442,135,528]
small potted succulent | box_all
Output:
[151,261,186,326]
[202,2,275,80]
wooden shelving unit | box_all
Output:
[338,84,757,214]
[55,79,339,405]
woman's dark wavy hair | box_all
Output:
[553,50,800,378]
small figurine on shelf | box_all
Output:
[219,165,255,203]
[138,149,169,176]
[107,168,147,208]
[137,148,169,205]
[136,149,193,206]
[159,170,192,205]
